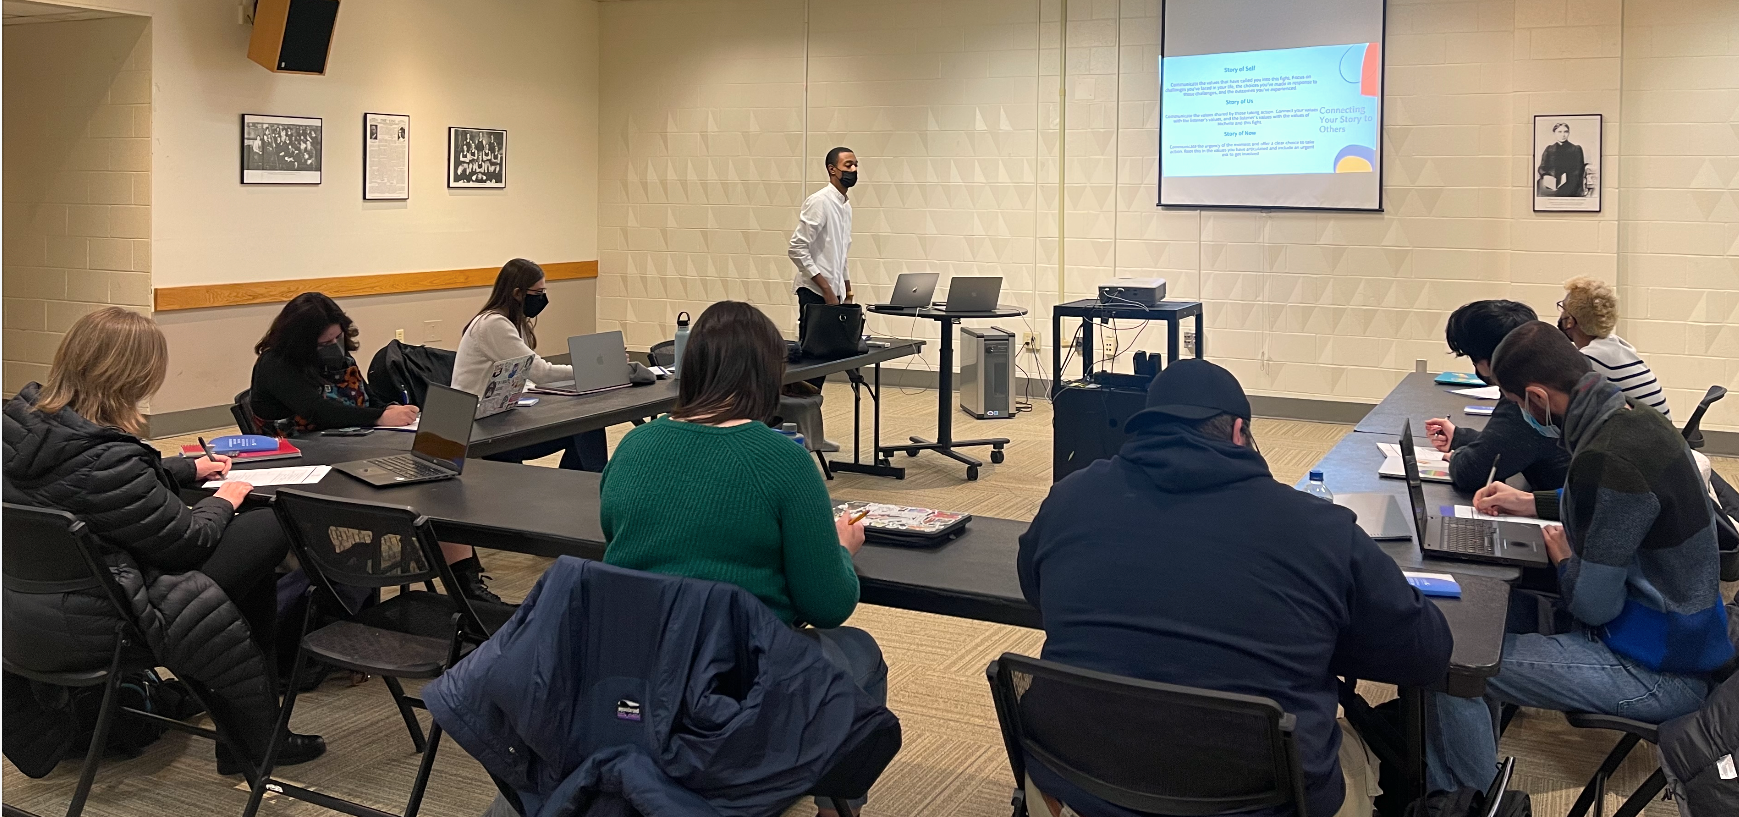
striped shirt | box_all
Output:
[1582,335,1671,420]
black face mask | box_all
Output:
[523,292,549,318]
[837,170,858,189]
[316,341,348,373]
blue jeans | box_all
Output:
[482,429,607,472]
[1428,597,1711,792]
[799,626,888,810]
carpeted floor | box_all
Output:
[6,381,1734,817]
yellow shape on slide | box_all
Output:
[1335,156,1373,173]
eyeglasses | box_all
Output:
[1555,299,1565,310]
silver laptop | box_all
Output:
[941,277,1002,312]
[1399,420,1549,567]
[564,331,634,393]
[1335,493,1414,540]
[887,272,940,308]
[334,384,475,487]
[475,353,534,419]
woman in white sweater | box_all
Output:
[1557,276,1671,420]
[454,259,608,471]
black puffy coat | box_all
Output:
[1657,597,1739,817]
[3,384,281,769]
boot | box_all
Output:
[450,556,503,604]
[217,732,326,776]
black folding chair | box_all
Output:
[986,653,1312,817]
[244,490,510,817]
[1679,384,1726,451]
[1,504,250,817]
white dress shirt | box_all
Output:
[788,184,852,299]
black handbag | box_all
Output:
[799,302,865,360]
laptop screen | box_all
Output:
[1397,421,1430,545]
[412,384,477,472]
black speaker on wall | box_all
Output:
[248,0,341,75]
[1052,373,1153,482]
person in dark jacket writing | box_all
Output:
[3,307,326,774]
[1431,323,1731,792]
[249,292,419,433]
[1018,360,1453,817]
[1425,300,1571,494]
[250,292,500,602]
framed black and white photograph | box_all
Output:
[364,112,410,200]
[448,127,505,188]
[1533,114,1601,212]
[241,114,322,184]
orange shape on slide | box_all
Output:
[1360,42,1380,96]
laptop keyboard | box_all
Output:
[373,455,448,480]
[1441,517,1497,555]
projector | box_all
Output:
[1098,278,1168,307]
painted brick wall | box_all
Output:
[3,16,152,396]
[599,0,1738,431]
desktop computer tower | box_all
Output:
[960,326,1014,419]
[1052,373,1152,481]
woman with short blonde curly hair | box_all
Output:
[1557,277,1671,418]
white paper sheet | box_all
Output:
[1376,442,1447,463]
[1451,385,1501,400]
[1445,505,1558,528]
[207,465,331,487]
[374,419,418,431]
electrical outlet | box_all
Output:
[1022,331,1042,352]
[1183,330,1196,355]
[423,320,441,342]
[395,328,405,342]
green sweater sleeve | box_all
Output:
[774,447,860,628]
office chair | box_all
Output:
[2,504,249,817]
[245,490,511,817]
[1679,384,1726,451]
[230,389,261,435]
[986,653,1311,817]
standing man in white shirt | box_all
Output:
[788,147,858,396]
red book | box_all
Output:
[179,439,301,463]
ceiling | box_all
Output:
[3,0,131,26]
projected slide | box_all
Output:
[1161,43,1379,178]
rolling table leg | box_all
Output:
[1168,317,1181,367]
[903,317,1009,481]
[832,361,904,479]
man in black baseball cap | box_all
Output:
[1017,359,1451,817]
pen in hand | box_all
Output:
[1484,454,1502,490]
[401,388,412,406]
[197,436,216,462]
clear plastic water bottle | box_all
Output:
[1302,470,1334,502]
[672,311,691,378]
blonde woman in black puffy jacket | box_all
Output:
[2,307,325,775]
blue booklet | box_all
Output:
[1434,372,1484,386]
[1404,572,1462,598]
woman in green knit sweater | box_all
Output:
[600,301,884,814]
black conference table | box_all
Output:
[1353,371,1497,437]
[463,339,925,457]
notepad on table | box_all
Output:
[1404,572,1462,598]
[1440,504,1557,529]
[1375,442,1452,482]
[205,465,331,487]
[374,419,418,432]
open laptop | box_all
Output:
[539,331,635,393]
[334,384,476,487]
[475,353,534,419]
[887,272,940,308]
[939,276,1002,312]
[1398,420,1550,567]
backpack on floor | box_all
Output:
[1406,757,1531,817]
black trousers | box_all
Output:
[198,508,289,653]
[482,429,607,472]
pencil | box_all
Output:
[847,509,870,525]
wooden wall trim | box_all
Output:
[152,260,597,312]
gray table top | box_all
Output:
[1354,372,1497,436]
[233,431,1506,689]
[464,339,923,456]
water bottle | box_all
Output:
[776,422,807,449]
[672,311,691,378]
[1302,470,1334,503]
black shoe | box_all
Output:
[452,566,503,605]
[217,732,327,776]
